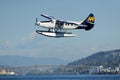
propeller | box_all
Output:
[35,18,38,26]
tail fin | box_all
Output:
[82,13,95,30]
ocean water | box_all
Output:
[0,75,119,80]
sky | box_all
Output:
[0,0,120,62]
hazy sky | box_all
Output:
[0,0,120,62]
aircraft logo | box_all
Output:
[87,16,94,23]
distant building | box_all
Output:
[89,68,97,74]
[115,67,120,71]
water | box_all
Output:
[0,75,120,80]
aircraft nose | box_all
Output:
[35,22,40,26]
[38,22,40,25]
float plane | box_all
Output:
[35,13,95,38]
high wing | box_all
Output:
[41,14,53,20]
[41,14,55,22]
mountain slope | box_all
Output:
[68,49,120,68]
[0,56,67,66]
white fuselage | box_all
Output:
[36,19,82,30]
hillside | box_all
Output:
[68,49,120,68]
[0,56,67,66]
